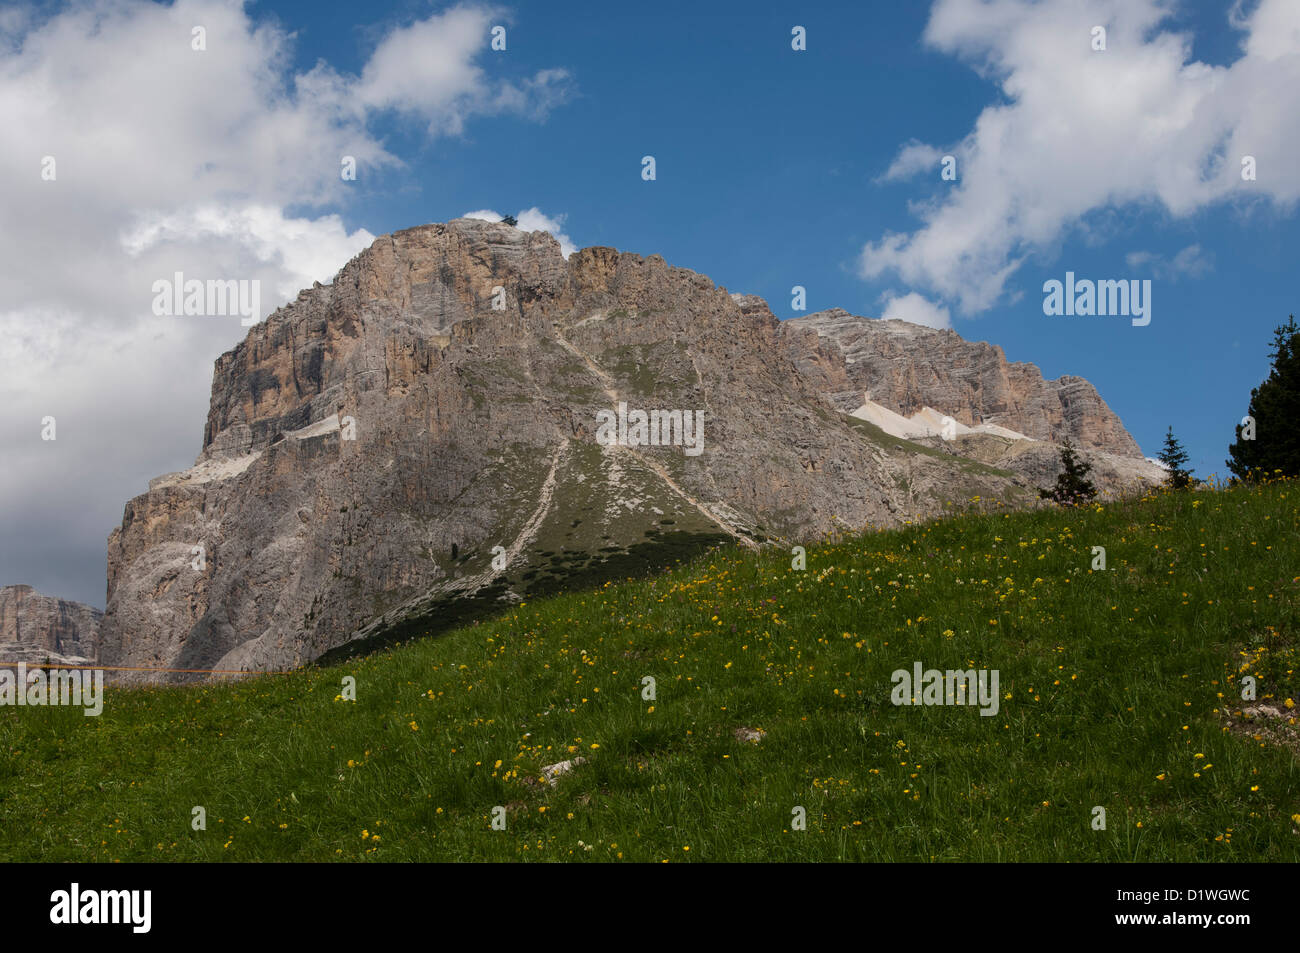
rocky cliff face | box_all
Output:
[92,219,1160,680]
[784,308,1142,455]
[0,585,100,664]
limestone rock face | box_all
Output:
[91,220,1160,680]
[784,309,1143,456]
[0,585,100,664]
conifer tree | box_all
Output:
[1158,426,1194,489]
[1039,438,1098,506]
[1227,316,1300,480]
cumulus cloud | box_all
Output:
[880,291,953,330]
[461,206,578,257]
[860,0,1300,315]
[515,207,577,257]
[352,7,572,133]
[121,205,377,303]
[0,0,573,605]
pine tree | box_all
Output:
[1158,426,1193,489]
[1039,438,1098,506]
[1227,315,1300,480]
[501,214,518,227]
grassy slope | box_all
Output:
[2,482,1298,862]
[320,440,732,663]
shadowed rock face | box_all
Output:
[0,585,100,664]
[88,219,1160,680]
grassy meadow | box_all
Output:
[2,479,1298,862]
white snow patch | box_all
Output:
[285,413,342,440]
[149,451,262,490]
[849,396,1029,442]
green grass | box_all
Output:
[3,481,1298,862]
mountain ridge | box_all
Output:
[2,219,1162,675]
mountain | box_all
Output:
[786,308,1142,453]
[781,307,1159,491]
[72,218,1160,679]
[0,585,100,665]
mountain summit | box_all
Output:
[79,219,1159,678]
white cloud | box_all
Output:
[880,291,953,330]
[353,6,572,134]
[122,205,376,303]
[860,0,1300,315]
[1125,243,1214,280]
[0,0,574,605]
[515,207,577,258]
[460,206,578,257]
[878,139,946,182]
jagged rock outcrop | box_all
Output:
[0,585,100,664]
[784,308,1142,455]
[94,219,1161,680]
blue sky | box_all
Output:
[277,0,1294,478]
[3,0,1299,605]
